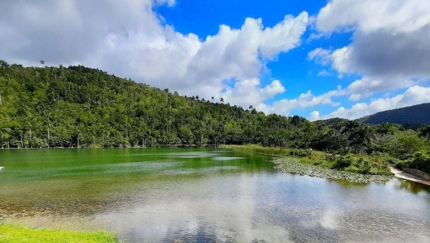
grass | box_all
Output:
[0,224,118,243]
[224,144,391,175]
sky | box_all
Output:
[1,0,430,121]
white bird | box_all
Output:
[0,166,4,171]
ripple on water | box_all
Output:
[168,152,221,159]
[212,156,244,161]
[1,149,429,243]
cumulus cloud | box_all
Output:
[347,77,417,101]
[310,0,430,101]
[317,0,430,34]
[222,79,285,108]
[319,86,430,120]
[259,86,346,116]
[0,0,309,110]
[309,111,320,121]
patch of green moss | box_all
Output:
[0,224,118,243]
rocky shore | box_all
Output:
[273,157,393,184]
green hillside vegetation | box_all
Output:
[314,117,349,126]
[1,61,429,174]
[357,103,430,125]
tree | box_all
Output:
[419,125,430,142]
[1,60,426,155]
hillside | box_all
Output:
[358,103,430,125]
[1,61,428,164]
[0,61,316,148]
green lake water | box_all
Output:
[1,148,430,242]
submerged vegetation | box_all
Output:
[0,61,429,173]
[0,224,117,243]
[272,157,392,184]
[224,145,393,183]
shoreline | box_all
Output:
[390,167,430,186]
[224,145,393,183]
[273,157,393,184]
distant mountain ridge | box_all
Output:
[357,103,430,125]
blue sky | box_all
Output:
[1,0,429,120]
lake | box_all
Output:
[1,148,429,243]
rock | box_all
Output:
[273,157,392,184]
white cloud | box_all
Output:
[347,77,417,101]
[260,87,346,116]
[320,86,430,120]
[259,14,309,58]
[155,0,176,7]
[221,79,285,108]
[0,0,309,111]
[317,70,332,77]
[311,0,430,102]
[309,111,320,121]
[307,48,332,65]
[306,32,330,43]
[317,0,430,34]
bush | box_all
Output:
[300,157,312,164]
[395,150,430,173]
[377,131,427,156]
[330,155,353,169]
[289,149,311,157]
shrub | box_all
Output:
[300,157,312,164]
[330,155,353,169]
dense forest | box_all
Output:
[0,61,319,149]
[357,103,430,125]
[1,61,430,173]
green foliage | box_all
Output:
[0,61,428,173]
[396,151,430,173]
[330,155,353,170]
[226,145,391,175]
[0,61,321,148]
[419,125,430,142]
[373,130,427,157]
[0,224,117,243]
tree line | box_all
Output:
[1,60,429,169]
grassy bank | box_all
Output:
[0,224,118,243]
[224,145,391,174]
[224,144,393,183]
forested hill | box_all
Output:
[357,103,430,125]
[2,60,430,158]
[0,61,318,148]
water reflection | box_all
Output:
[96,173,430,243]
[1,149,430,243]
[395,178,430,194]
[212,156,244,161]
[98,174,293,243]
